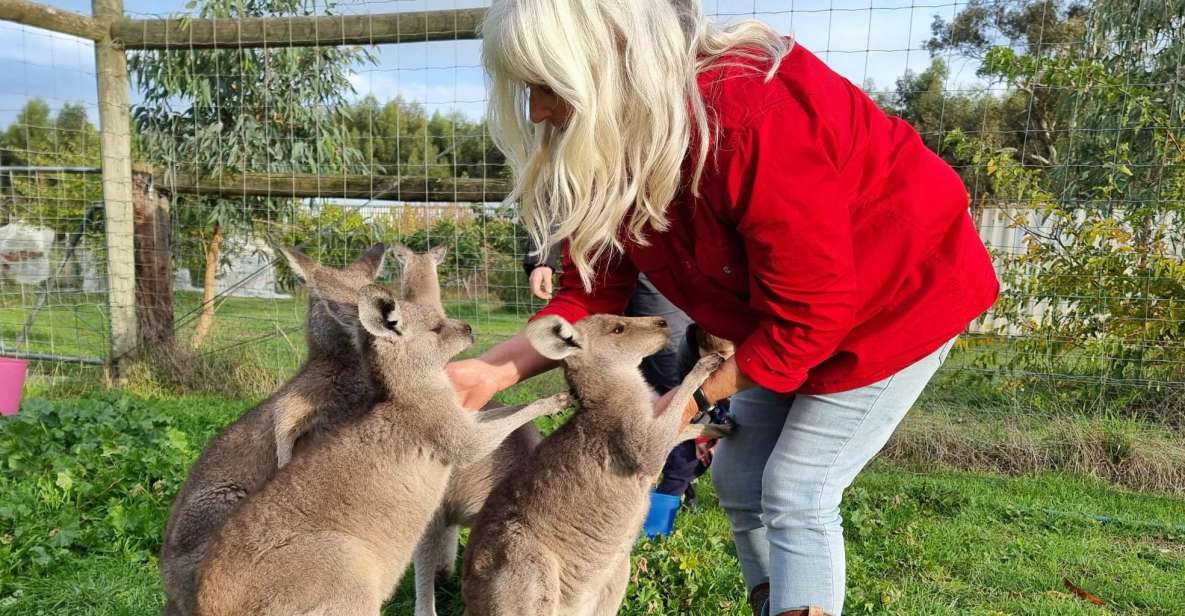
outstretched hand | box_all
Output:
[447,359,502,411]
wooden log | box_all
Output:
[159,170,512,202]
[132,171,174,351]
[112,8,486,50]
[94,0,139,365]
[0,0,106,41]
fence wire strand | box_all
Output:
[0,0,1181,413]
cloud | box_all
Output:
[348,67,488,119]
[1,1,985,128]
[0,22,99,125]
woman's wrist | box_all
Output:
[697,355,754,406]
[486,358,523,391]
[477,330,558,390]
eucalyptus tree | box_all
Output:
[934,0,1185,405]
[129,0,372,346]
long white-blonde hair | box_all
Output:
[482,0,789,291]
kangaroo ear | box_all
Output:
[525,315,583,360]
[427,245,448,265]
[349,243,387,279]
[388,242,414,265]
[358,284,403,339]
[271,241,318,282]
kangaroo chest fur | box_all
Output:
[474,413,656,595]
[160,352,373,615]
[194,406,457,615]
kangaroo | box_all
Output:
[412,416,542,616]
[273,242,446,467]
[194,284,572,616]
[397,246,545,616]
[391,242,448,310]
[159,243,386,616]
[462,314,729,616]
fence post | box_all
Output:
[93,0,137,370]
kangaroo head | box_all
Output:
[389,242,447,314]
[357,283,474,379]
[525,314,671,372]
[273,242,387,357]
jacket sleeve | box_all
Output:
[721,110,858,393]
[521,234,564,275]
[531,241,638,324]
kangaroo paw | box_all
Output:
[681,352,726,391]
[525,392,574,417]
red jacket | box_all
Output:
[534,43,999,394]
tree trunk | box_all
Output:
[133,172,175,352]
[192,223,222,348]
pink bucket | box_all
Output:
[0,357,29,416]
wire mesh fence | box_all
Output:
[0,0,1182,418]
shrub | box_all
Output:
[0,394,232,595]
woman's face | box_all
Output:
[527,84,572,129]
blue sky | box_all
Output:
[0,0,983,128]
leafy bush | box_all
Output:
[0,394,233,597]
[485,252,546,313]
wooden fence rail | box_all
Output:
[159,171,512,202]
[0,0,105,40]
[112,8,486,49]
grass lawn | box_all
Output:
[1,291,1183,614]
[1,389,1182,615]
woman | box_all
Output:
[450,1,998,614]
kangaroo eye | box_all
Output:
[612,325,625,335]
[430,323,445,334]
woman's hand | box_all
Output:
[653,355,755,424]
[529,266,554,300]
[447,359,504,410]
[447,331,562,411]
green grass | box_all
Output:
[2,292,1184,614]
[1,389,1183,615]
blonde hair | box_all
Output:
[482,0,789,291]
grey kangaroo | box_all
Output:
[413,415,542,616]
[274,241,445,467]
[194,284,571,616]
[390,242,447,310]
[159,243,386,616]
[462,314,729,616]
[395,244,544,616]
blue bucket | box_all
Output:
[642,491,682,538]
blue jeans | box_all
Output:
[711,338,956,615]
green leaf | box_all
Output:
[54,470,73,492]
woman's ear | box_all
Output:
[525,315,583,360]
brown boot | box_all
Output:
[747,582,770,615]
[773,608,832,616]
